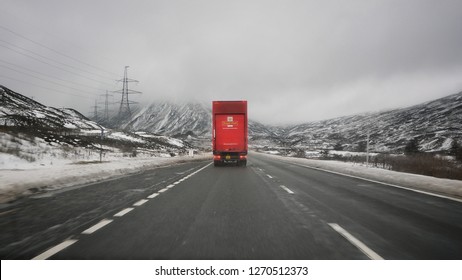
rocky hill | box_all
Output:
[105,91,462,153]
[283,91,462,152]
[1,85,101,130]
[0,85,189,165]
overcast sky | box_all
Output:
[1,0,462,125]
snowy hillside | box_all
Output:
[116,101,212,138]
[106,101,284,145]
[1,85,191,171]
[283,91,462,152]
[1,85,100,130]
[108,91,462,153]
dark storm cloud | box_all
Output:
[1,0,462,124]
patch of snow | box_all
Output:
[330,150,379,157]
[32,110,46,118]
[164,136,184,147]
[64,123,77,129]
[108,132,145,143]
[0,152,212,203]
[80,130,102,136]
[134,132,184,148]
[441,138,453,150]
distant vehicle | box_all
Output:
[212,101,248,167]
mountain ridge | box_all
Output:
[106,91,462,152]
[2,84,461,153]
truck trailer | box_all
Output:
[212,100,248,167]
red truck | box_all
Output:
[212,101,248,167]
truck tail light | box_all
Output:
[239,155,247,160]
[213,155,221,160]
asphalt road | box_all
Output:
[1,152,462,259]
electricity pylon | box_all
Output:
[115,66,141,118]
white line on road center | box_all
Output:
[280,185,294,194]
[328,223,384,260]
[81,219,113,235]
[113,207,134,217]
[32,239,78,260]
[147,193,159,199]
[133,199,148,206]
[266,174,273,179]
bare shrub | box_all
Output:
[328,152,462,180]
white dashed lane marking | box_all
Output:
[279,185,294,194]
[133,199,148,207]
[147,193,159,199]
[32,239,78,260]
[31,162,213,260]
[113,207,134,217]
[82,219,113,235]
[328,223,384,260]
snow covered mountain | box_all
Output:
[282,91,462,152]
[1,85,190,167]
[116,101,212,138]
[1,85,101,130]
[109,91,462,153]
[2,83,460,154]
[107,100,279,145]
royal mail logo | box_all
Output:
[221,116,238,128]
[222,121,238,126]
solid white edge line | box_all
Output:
[291,162,462,203]
[32,239,78,260]
[328,223,384,260]
[280,185,294,194]
[133,199,148,206]
[147,193,159,199]
[81,219,113,235]
[113,207,134,217]
[166,184,175,188]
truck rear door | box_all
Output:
[215,114,245,152]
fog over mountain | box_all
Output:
[2,1,462,125]
[104,90,462,153]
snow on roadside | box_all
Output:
[256,152,462,200]
[107,131,145,143]
[135,131,185,148]
[0,153,212,204]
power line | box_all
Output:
[0,43,115,87]
[0,39,114,81]
[0,63,100,96]
[0,75,94,99]
[0,24,119,77]
[2,10,119,72]
[0,58,104,91]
